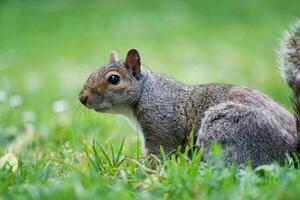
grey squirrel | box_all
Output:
[79,21,300,167]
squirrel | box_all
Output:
[79,21,300,167]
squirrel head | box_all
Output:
[79,49,142,113]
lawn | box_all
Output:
[1,0,300,199]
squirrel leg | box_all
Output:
[196,102,295,168]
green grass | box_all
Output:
[1,0,300,199]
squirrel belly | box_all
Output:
[122,109,145,152]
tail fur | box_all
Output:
[279,20,300,153]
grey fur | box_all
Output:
[197,87,296,168]
[278,20,300,153]
[132,69,233,155]
[79,21,300,167]
[279,20,300,86]
[134,69,297,167]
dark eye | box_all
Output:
[108,75,120,85]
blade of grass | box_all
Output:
[115,137,125,165]
[94,140,113,167]
[92,140,105,171]
[83,144,98,172]
[110,144,115,166]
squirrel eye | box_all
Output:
[107,75,120,85]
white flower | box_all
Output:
[21,111,36,123]
[0,153,18,173]
[39,125,49,138]
[25,72,42,93]
[53,100,69,113]
[9,95,23,108]
[0,90,7,103]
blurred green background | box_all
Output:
[1,0,300,198]
[1,0,300,153]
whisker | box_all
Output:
[73,102,88,130]
[73,103,82,116]
[71,106,83,134]
[84,109,88,133]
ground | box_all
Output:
[1,0,300,199]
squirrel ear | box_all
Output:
[125,49,141,79]
[109,51,119,63]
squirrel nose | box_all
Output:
[79,94,88,106]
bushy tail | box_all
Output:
[279,20,300,153]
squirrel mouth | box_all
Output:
[94,108,105,112]
[94,104,112,112]
[94,107,111,113]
